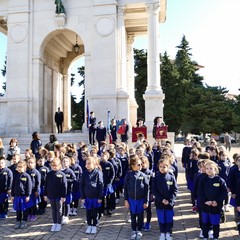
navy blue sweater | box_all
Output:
[152,171,178,209]
[124,171,149,203]
[118,154,129,178]
[187,159,199,181]
[0,167,13,192]
[227,164,240,194]
[100,161,115,186]
[70,164,83,192]
[62,168,76,194]
[80,169,103,200]
[27,168,41,193]
[198,175,227,213]
[44,170,67,199]
[12,172,32,197]
[218,159,231,181]
[36,165,50,187]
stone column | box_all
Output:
[127,34,138,127]
[116,6,130,123]
[143,2,165,131]
[63,74,71,131]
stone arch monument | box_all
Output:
[0,0,166,135]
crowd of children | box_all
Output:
[0,135,240,240]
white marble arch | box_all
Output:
[0,0,166,135]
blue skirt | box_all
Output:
[156,209,174,224]
[26,193,41,209]
[40,186,44,195]
[65,193,73,204]
[0,193,9,204]
[84,198,101,210]
[202,212,220,225]
[230,197,236,207]
[104,184,114,196]
[13,196,29,211]
[72,191,81,201]
[128,197,144,214]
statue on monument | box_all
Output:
[55,0,65,14]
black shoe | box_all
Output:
[220,210,226,223]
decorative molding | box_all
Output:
[127,34,135,45]
[95,17,115,37]
[10,24,28,43]
[55,13,67,29]
[117,5,126,17]
[146,2,160,15]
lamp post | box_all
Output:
[73,35,80,55]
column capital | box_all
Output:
[146,2,160,15]
[127,34,135,45]
[118,5,126,16]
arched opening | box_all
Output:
[40,29,85,133]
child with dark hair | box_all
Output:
[124,154,149,240]
[44,158,67,232]
[26,157,41,222]
[80,157,103,234]
[152,157,178,240]
[12,161,32,229]
[0,157,13,218]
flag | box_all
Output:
[86,100,90,128]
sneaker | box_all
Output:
[136,231,143,238]
[69,208,73,216]
[51,224,57,232]
[91,226,97,234]
[208,229,213,238]
[130,231,137,240]
[86,225,92,234]
[30,215,37,222]
[127,217,131,223]
[55,224,62,232]
[80,204,86,209]
[144,222,151,232]
[191,206,198,213]
[62,216,69,224]
[10,208,16,213]
[20,221,27,229]
[159,233,165,240]
[166,233,173,240]
[72,208,77,216]
[27,214,32,221]
[199,229,204,238]
[224,205,230,212]
[115,198,120,204]
[15,221,21,229]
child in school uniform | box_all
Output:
[36,156,50,215]
[100,151,115,216]
[11,160,32,229]
[61,156,76,224]
[152,157,178,240]
[0,157,13,218]
[80,156,103,234]
[140,156,154,232]
[26,157,41,222]
[69,156,82,216]
[124,154,149,240]
[198,160,228,240]
[44,158,67,232]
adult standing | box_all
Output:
[30,132,42,158]
[110,119,117,144]
[152,116,165,140]
[88,111,97,145]
[224,132,231,152]
[96,121,107,148]
[120,119,129,144]
[55,107,64,133]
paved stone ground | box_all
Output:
[0,144,239,240]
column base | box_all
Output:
[116,91,130,122]
[143,90,165,132]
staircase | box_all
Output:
[1,132,89,153]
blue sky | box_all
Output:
[1,0,240,96]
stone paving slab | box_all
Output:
[0,165,239,239]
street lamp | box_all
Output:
[73,35,80,55]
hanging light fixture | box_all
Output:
[73,35,80,55]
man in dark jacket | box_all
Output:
[55,107,64,133]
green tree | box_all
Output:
[134,48,147,119]
[0,55,7,96]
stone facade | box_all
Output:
[0,0,166,135]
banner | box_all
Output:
[155,126,168,139]
[116,119,123,132]
[132,127,147,142]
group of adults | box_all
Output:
[88,111,166,146]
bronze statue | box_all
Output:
[55,0,65,14]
